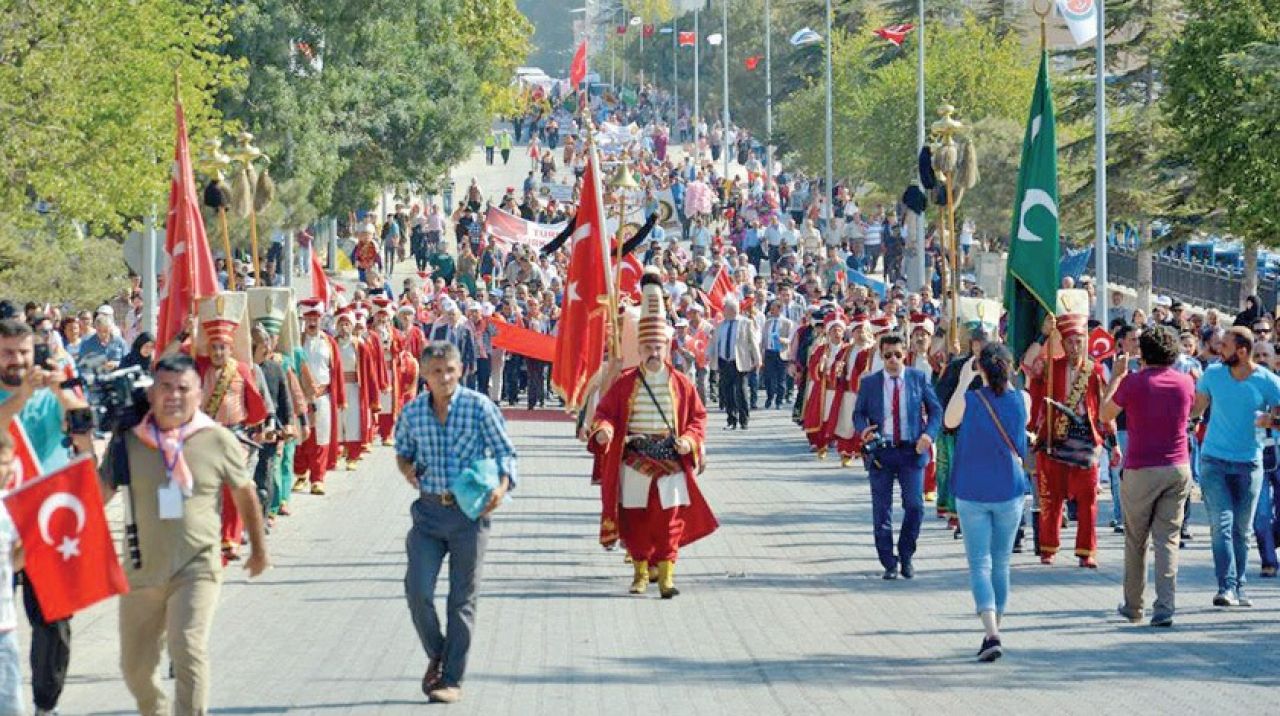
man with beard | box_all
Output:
[334,308,377,472]
[590,278,717,598]
[0,319,92,716]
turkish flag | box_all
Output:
[570,41,588,88]
[551,148,612,411]
[642,24,655,39]
[491,316,557,363]
[156,98,219,354]
[616,24,627,35]
[704,263,736,317]
[874,23,915,47]
[618,254,643,302]
[310,251,331,307]
[678,31,696,47]
[1088,326,1116,361]
[4,457,128,621]
[744,55,762,71]
[4,421,42,492]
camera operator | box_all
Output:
[98,353,269,715]
[853,333,942,581]
[0,318,93,716]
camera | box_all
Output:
[860,432,891,469]
[63,362,153,434]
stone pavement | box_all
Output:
[38,402,1280,714]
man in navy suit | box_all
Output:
[854,334,943,580]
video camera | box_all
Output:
[63,359,152,435]
[860,431,890,469]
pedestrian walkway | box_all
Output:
[41,406,1280,714]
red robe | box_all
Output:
[401,324,427,364]
[373,326,406,439]
[835,348,874,458]
[1028,355,1108,559]
[801,342,829,447]
[296,331,346,480]
[358,334,384,451]
[588,367,718,551]
[194,357,268,558]
[820,343,854,442]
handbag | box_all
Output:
[628,374,681,462]
[975,389,1030,474]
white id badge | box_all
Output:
[157,483,184,520]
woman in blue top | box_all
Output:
[944,343,1029,662]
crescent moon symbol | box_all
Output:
[38,492,87,547]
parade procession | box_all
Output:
[2,0,1280,713]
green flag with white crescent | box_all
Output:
[1004,50,1060,362]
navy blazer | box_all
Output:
[853,367,943,445]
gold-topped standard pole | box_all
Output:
[931,104,965,353]
[230,132,269,286]
[606,162,640,359]
[198,138,235,290]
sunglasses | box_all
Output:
[882,351,904,359]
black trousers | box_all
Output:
[717,358,750,427]
[763,350,786,407]
[22,575,70,710]
[526,360,546,408]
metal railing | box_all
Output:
[1091,246,1277,313]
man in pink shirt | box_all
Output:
[1101,325,1196,627]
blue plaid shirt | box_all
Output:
[394,387,519,495]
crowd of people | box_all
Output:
[2,82,1279,711]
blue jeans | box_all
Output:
[1198,455,1263,594]
[957,496,1025,615]
[1253,450,1280,570]
[1108,431,1128,523]
[405,497,491,687]
[868,446,926,570]
[0,630,18,716]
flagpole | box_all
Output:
[1093,0,1109,323]
[909,0,927,291]
[765,0,774,179]
[823,0,834,233]
[672,21,678,127]
[693,9,701,158]
[176,71,197,326]
[721,0,730,183]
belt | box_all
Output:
[420,491,456,507]
[343,372,358,381]
[888,440,916,449]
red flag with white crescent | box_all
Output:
[156,98,219,352]
[678,31,696,47]
[4,420,42,492]
[1088,326,1116,361]
[570,41,588,88]
[618,254,643,302]
[705,263,736,317]
[3,457,129,621]
[550,148,612,411]
[873,23,915,47]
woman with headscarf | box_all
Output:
[1234,294,1263,327]
[119,331,156,373]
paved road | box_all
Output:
[38,142,1280,714]
[41,402,1280,714]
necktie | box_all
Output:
[723,321,736,362]
[892,377,902,444]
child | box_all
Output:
[0,428,25,715]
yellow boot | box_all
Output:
[657,560,679,599]
[629,560,649,595]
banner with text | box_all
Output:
[484,207,568,250]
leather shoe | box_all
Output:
[881,566,898,580]
[421,657,442,696]
[900,560,915,579]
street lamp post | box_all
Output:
[765,0,773,179]
[722,0,730,182]
[824,0,834,228]
[908,0,927,291]
[693,9,700,153]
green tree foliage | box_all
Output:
[216,0,532,234]
[778,15,1035,232]
[1164,0,1280,244]
[0,0,241,232]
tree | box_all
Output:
[1164,0,1280,302]
[0,0,241,232]
[777,15,1036,233]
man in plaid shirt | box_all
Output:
[395,341,518,704]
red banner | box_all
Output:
[483,207,567,250]
[492,318,556,363]
[678,31,696,47]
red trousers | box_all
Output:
[220,484,242,549]
[620,478,685,563]
[341,441,365,462]
[295,435,332,484]
[836,435,860,459]
[377,413,395,441]
[1037,454,1099,558]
